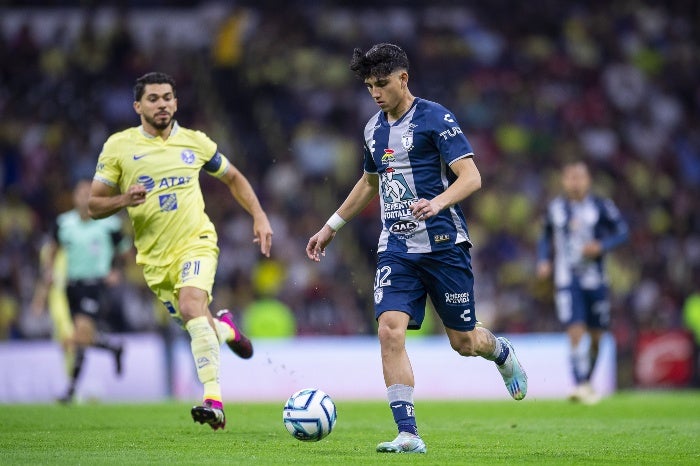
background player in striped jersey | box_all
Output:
[537,161,629,404]
[306,43,527,454]
[88,72,273,429]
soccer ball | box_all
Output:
[283,388,337,441]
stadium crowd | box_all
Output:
[0,2,698,383]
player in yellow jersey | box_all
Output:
[88,72,273,430]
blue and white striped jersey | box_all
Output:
[537,194,629,289]
[363,98,474,253]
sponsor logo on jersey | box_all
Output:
[434,233,450,243]
[390,220,419,234]
[133,154,147,160]
[445,292,471,304]
[439,126,463,140]
[381,148,396,164]
[181,149,196,165]
[158,176,193,188]
[381,168,415,205]
[137,175,156,192]
[159,193,178,212]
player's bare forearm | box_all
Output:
[88,195,127,219]
[412,157,481,219]
[223,165,273,256]
[223,165,264,216]
[335,173,379,221]
[89,182,146,219]
[436,157,481,207]
[306,173,378,262]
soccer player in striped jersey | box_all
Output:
[537,161,629,404]
[306,43,527,454]
[88,72,273,429]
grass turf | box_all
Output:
[1,391,698,465]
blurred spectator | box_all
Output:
[0,3,697,395]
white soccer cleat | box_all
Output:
[496,337,528,401]
[376,432,427,454]
[569,382,600,405]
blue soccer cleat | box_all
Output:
[496,337,528,401]
[376,432,427,454]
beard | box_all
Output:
[144,113,172,130]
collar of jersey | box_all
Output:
[382,98,419,127]
[138,120,180,139]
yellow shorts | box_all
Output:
[142,243,219,327]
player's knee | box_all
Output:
[180,307,204,323]
[377,322,404,346]
[73,329,92,346]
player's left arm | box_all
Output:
[583,198,630,259]
[598,198,629,251]
[211,155,273,257]
[410,157,481,220]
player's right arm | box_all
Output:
[536,205,554,279]
[88,180,147,219]
[306,172,379,262]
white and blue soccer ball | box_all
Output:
[283,388,337,441]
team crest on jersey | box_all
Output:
[374,287,383,304]
[181,149,195,165]
[401,129,414,151]
[381,149,396,165]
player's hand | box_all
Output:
[306,225,336,262]
[410,198,441,221]
[582,241,603,259]
[536,261,552,279]
[253,214,273,257]
[125,184,148,207]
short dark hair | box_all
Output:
[350,43,409,80]
[133,72,176,101]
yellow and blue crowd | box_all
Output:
[0,2,698,388]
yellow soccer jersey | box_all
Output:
[94,122,228,266]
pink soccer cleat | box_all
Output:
[215,309,253,359]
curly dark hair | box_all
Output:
[349,43,409,80]
[133,72,176,101]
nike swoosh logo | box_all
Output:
[133,154,147,160]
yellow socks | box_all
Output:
[185,316,222,402]
[213,319,234,345]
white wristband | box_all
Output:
[326,212,347,231]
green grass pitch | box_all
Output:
[1,391,698,465]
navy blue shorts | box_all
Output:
[374,243,476,331]
[554,280,610,329]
